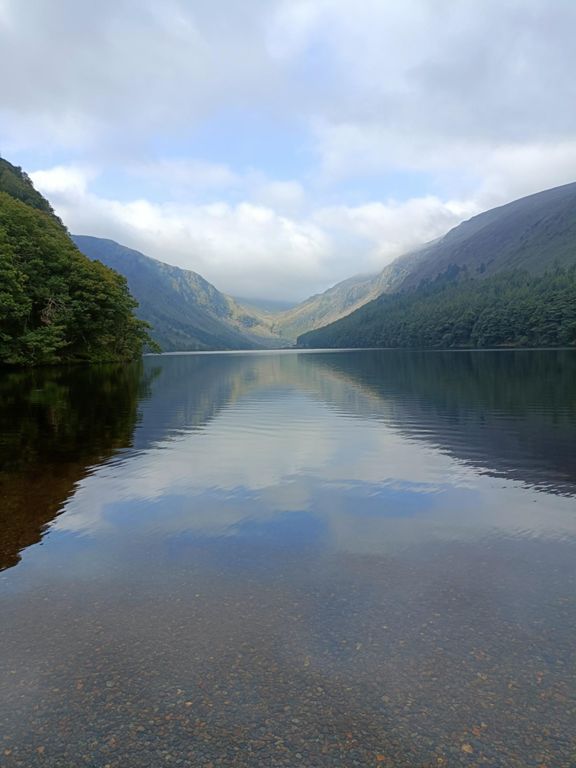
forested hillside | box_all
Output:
[298,268,576,349]
[0,159,152,366]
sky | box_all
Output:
[2,0,576,302]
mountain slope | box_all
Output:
[73,236,286,351]
[0,159,150,366]
[73,230,424,347]
[270,256,416,341]
[398,181,576,288]
[299,182,576,349]
[299,268,576,349]
[271,274,381,340]
[285,182,576,342]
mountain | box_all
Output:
[73,236,288,351]
[397,181,576,288]
[269,243,433,341]
[271,273,382,341]
[299,182,576,349]
[299,268,576,348]
[71,235,426,349]
[0,158,151,366]
[73,236,402,348]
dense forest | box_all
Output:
[0,158,154,366]
[298,267,576,349]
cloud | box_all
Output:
[3,0,576,155]
[0,0,281,151]
[471,142,576,208]
[271,0,576,140]
[312,197,477,273]
[32,165,471,301]
[31,165,95,196]
[269,0,576,201]
[4,0,576,300]
[129,159,241,199]
[313,119,576,204]
[250,179,306,215]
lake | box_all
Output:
[1,349,575,767]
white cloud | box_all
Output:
[5,0,576,300]
[0,0,280,149]
[3,0,576,155]
[30,165,95,196]
[313,117,576,209]
[32,166,329,300]
[32,165,475,301]
[471,142,576,208]
[0,0,14,28]
[271,0,576,138]
[312,198,476,273]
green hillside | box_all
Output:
[0,159,152,366]
[299,268,576,349]
[73,236,287,351]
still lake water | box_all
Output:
[1,349,575,767]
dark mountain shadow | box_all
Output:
[304,349,576,496]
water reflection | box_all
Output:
[0,363,154,571]
[1,349,576,568]
[1,351,575,767]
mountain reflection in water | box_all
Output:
[0,350,575,767]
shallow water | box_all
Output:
[1,349,575,767]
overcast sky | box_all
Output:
[2,0,576,301]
